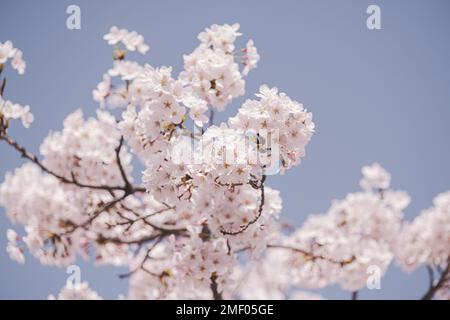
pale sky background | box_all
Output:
[1,0,449,299]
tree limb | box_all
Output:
[421,257,450,300]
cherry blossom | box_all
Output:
[0,41,33,130]
[360,162,391,191]
[104,26,149,54]
[0,41,26,74]
[239,164,411,294]
[395,191,450,272]
[48,282,102,300]
[0,97,33,128]
[242,40,259,76]
[6,229,25,264]
[179,23,258,111]
[228,85,315,173]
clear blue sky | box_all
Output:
[1,0,450,299]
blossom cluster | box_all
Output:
[0,41,26,74]
[395,191,450,272]
[0,41,33,129]
[247,164,410,292]
[228,85,314,173]
[48,282,102,300]
[104,26,150,54]
[40,109,133,189]
[180,23,259,111]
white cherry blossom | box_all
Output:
[49,282,102,300]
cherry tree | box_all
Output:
[0,24,448,300]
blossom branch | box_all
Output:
[220,174,266,235]
[266,244,356,266]
[0,132,146,193]
[96,225,188,246]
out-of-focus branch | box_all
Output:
[210,273,223,300]
[119,236,163,279]
[421,257,450,300]
[208,109,214,127]
[96,225,188,246]
[266,244,356,266]
[115,136,134,194]
[116,203,176,231]
[0,77,6,97]
[426,266,435,292]
[61,193,129,236]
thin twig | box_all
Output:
[116,204,184,234]
[119,236,163,279]
[115,136,133,193]
[426,265,435,291]
[0,77,6,97]
[61,193,129,235]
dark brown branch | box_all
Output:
[0,77,6,97]
[421,257,450,300]
[426,266,435,292]
[214,177,245,189]
[115,136,133,194]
